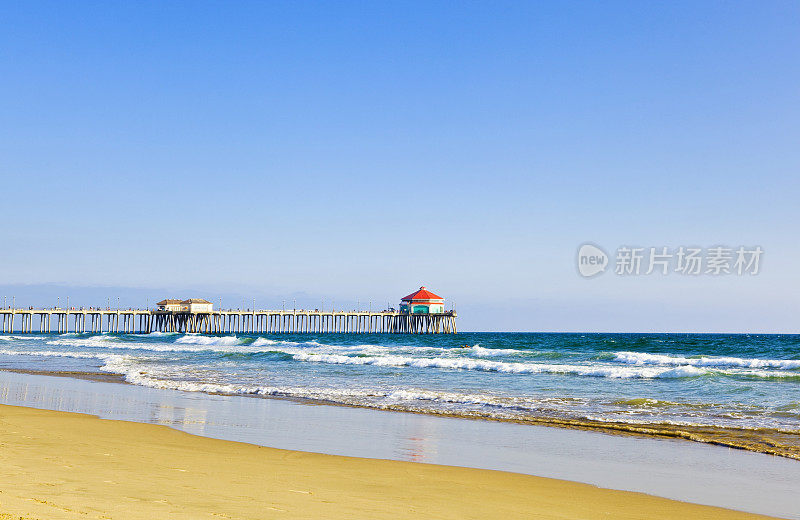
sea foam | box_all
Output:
[45,335,118,348]
[175,335,242,346]
[613,351,800,370]
[284,350,709,378]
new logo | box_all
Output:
[577,243,608,278]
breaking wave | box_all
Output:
[283,349,708,378]
[175,335,242,346]
[613,351,800,370]
[0,348,106,360]
[46,335,119,348]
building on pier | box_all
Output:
[156,299,182,311]
[180,298,213,313]
[156,298,213,313]
[400,286,445,314]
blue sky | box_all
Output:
[1,1,798,331]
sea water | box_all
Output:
[1,332,799,433]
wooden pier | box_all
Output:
[0,308,457,335]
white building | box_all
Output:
[180,298,213,313]
[156,299,183,311]
[156,298,213,313]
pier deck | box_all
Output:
[0,309,457,334]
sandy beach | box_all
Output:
[0,404,781,520]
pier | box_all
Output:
[1,287,457,335]
[0,308,457,335]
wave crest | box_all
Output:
[613,351,800,370]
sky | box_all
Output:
[1,1,798,332]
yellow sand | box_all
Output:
[0,405,779,520]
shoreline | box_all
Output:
[2,368,799,518]
[3,366,798,461]
[0,402,782,519]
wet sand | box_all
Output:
[5,367,799,461]
[0,404,782,520]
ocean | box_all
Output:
[1,332,799,438]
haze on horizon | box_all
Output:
[1,2,798,332]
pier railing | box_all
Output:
[0,309,457,334]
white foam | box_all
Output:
[97,342,221,353]
[174,335,242,346]
[0,349,135,369]
[251,338,278,347]
[469,345,529,357]
[0,348,101,359]
[385,388,522,408]
[98,356,382,401]
[284,350,709,378]
[614,351,800,370]
[94,356,561,414]
[45,335,117,348]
